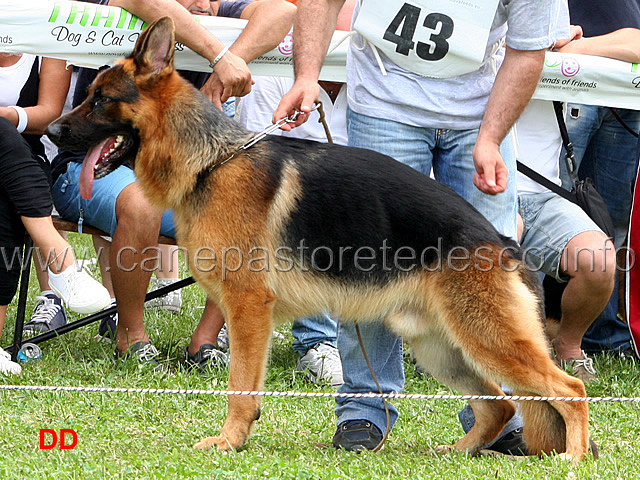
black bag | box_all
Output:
[572,177,615,239]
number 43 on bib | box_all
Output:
[354,0,500,78]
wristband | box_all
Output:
[9,105,28,133]
[209,46,229,70]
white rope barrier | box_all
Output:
[1,384,639,403]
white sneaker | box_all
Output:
[145,278,183,313]
[48,261,111,314]
[296,343,344,386]
[0,348,22,375]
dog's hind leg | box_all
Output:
[435,269,591,461]
[193,288,275,452]
[408,334,516,456]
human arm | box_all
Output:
[273,0,344,129]
[556,28,640,64]
[473,46,545,194]
[232,0,297,65]
[0,58,71,135]
[204,0,297,108]
[110,0,253,107]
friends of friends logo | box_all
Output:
[277,32,293,55]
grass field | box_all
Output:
[1,234,639,479]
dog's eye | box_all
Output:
[92,96,110,108]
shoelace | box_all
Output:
[309,346,342,380]
[136,344,160,362]
[30,296,62,325]
[201,348,217,359]
[570,356,597,375]
[0,348,12,360]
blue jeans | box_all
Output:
[336,108,518,434]
[291,313,338,356]
[559,104,640,353]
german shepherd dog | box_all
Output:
[46,18,592,461]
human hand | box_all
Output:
[472,140,508,195]
[553,25,584,50]
[200,50,253,109]
[272,78,320,130]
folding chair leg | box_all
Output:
[11,235,33,362]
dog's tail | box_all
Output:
[518,395,566,455]
[520,397,599,459]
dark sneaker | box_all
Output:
[333,420,383,451]
[24,293,68,336]
[485,427,527,456]
[183,343,229,373]
[216,324,229,352]
[114,341,168,373]
[95,300,118,343]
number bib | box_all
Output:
[354,0,500,78]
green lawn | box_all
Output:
[1,234,639,479]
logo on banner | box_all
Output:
[561,58,580,77]
[277,32,293,56]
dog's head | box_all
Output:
[46,17,177,199]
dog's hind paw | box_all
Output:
[557,452,581,464]
[194,436,235,451]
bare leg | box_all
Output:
[0,304,7,336]
[20,216,75,274]
[155,244,180,280]
[554,232,615,360]
[110,183,162,353]
[188,297,225,355]
[92,236,114,298]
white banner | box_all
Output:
[1,0,639,110]
[534,51,640,110]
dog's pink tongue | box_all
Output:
[80,139,110,200]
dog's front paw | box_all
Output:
[434,444,456,455]
[194,436,236,451]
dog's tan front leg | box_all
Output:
[194,290,274,451]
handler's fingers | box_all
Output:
[273,80,320,130]
[220,85,234,106]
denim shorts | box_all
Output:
[518,192,602,282]
[52,162,176,238]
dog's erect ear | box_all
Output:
[132,16,176,75]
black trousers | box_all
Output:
[0,117,53,304]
